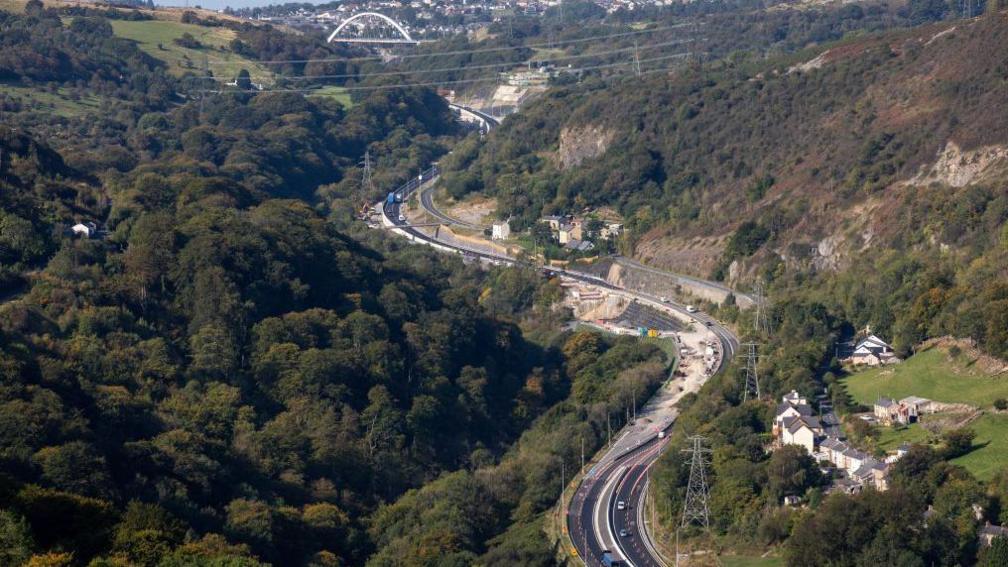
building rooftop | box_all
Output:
[776,401,814,417]
[820,437,846,451]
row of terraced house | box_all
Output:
[774,390,908,493]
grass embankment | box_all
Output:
[110,19,274,84]
[307,85,353,108]
[842,345,1008,480]
[844,347,1008,408]
[0,84,103,117]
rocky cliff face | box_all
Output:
[554,125,615,170]
[910,141,1008,188]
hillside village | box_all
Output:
[774,389,899,494]
[775,336,939,494]
[768,334,1008,557]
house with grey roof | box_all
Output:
[980,523,1008,547]
[848,334,900,366]
[781,415,823,454]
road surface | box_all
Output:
[375,104,740,566]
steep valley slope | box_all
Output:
[443,14,1008,284]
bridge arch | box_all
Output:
[327,12,416,44]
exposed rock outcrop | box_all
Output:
[912,141,1008,188]
[554,125,615,170]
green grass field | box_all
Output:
[307,85,353,108]
[0,83,104,118]
[950,413,1008,480]
[843,346,1008,480]
[110,19,274,85]
[842,347,1008,409]
[867,414,1008,481]
[875,420,932,451]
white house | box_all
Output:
[491,220,511,240]
[71,221,98,238]
[781,415,822,454]
[782,390,808,406]
[600,222,623,240]
[774,398,817,450]
[849,334,900,366]
[820,437,847,466]
[775,400,814,429]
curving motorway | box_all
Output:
[375,103,739,567]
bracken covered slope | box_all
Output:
[444,13,1008,281]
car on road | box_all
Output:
[619,529,630,538]
[660,296,669,303]
[705,321,713,327]
[398,214,406,222]
[616,500,626,510]
[686,305,698,313]
[601,550,622,567]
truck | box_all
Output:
[386,192,397,206]
[601,550,622,567]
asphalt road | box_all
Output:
[378,105,740,566]
[382,190,739,566]
[418,181,483,228]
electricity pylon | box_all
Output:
[361,150,374,195]
[753,280,770,336]
[680,435,712,529]
[357,150,375,219]
[741,342,761,402]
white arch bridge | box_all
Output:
[327,13,419,45]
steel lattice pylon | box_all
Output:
[361,151,374,194]
[680,435,712,530]
[741,342,760,402]
[752,280,770,336]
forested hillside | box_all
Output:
[0,4,687,565]
[6,1,1008,565]
[441,11,1008,357]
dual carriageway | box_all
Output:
[375,104,740,567]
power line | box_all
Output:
[241,22,697,66]
[197,52,695,95]
[216,37,694,82]
[633,40,641,77]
